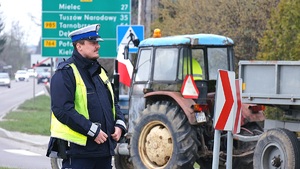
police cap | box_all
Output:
[68,24,104,42]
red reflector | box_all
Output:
[249,105,265,112]
[193,104,208,112]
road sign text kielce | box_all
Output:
[42,0,131,58]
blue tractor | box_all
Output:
[113,30,263,169]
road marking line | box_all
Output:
[4,149,41,156]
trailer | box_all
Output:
[239,60,300,169]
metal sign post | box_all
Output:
[212,130,221,169]
[227,131,233,169]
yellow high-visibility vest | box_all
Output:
[191,58,203,80]
[50,63,116,146]
[183,58,203,80]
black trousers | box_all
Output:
[62,156,112,169]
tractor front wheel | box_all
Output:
[130,101,199,169]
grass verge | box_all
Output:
[0,95,51,136]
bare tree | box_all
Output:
[2,21,30,72]
[0,19,6,54]
[0,10,7,71]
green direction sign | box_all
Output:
[42,0,131,58]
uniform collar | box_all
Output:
[72,50,98,68]
[72,49,101,75]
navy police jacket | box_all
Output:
[50,49,126,158]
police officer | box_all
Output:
[49,24,127,169]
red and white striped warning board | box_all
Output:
[214,70,242,132]
[233,79,242,134]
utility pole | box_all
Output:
[137,0,160,38]
[138,0,142,25]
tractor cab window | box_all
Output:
[207,48,228,80]
[179,47,230,81]
[135,49,151,82]
[153,48,178,81]
[179,48,205,80]
[191,49,205,80]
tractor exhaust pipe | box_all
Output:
[114,143,130,155]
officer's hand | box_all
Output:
[111,126,122,141]
[94,130,108,144]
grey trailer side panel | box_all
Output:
[239,61,300,106]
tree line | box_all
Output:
[144,0,299,62]
[0,0,298,76]
[0,11,30,74]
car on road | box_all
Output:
[15,70,29,82]
[37,71,51,84]
[0,72,11,88]
[27,69,37,77]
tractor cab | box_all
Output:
[126,29,235,134]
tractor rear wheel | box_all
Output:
[130,101,199,169]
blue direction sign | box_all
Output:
[117,25,144,53]
[42,0,131,58]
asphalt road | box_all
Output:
[0,134,50,169]
[0,78,51,169]
[0,78,45,118]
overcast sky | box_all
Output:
[0,0,41,46]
